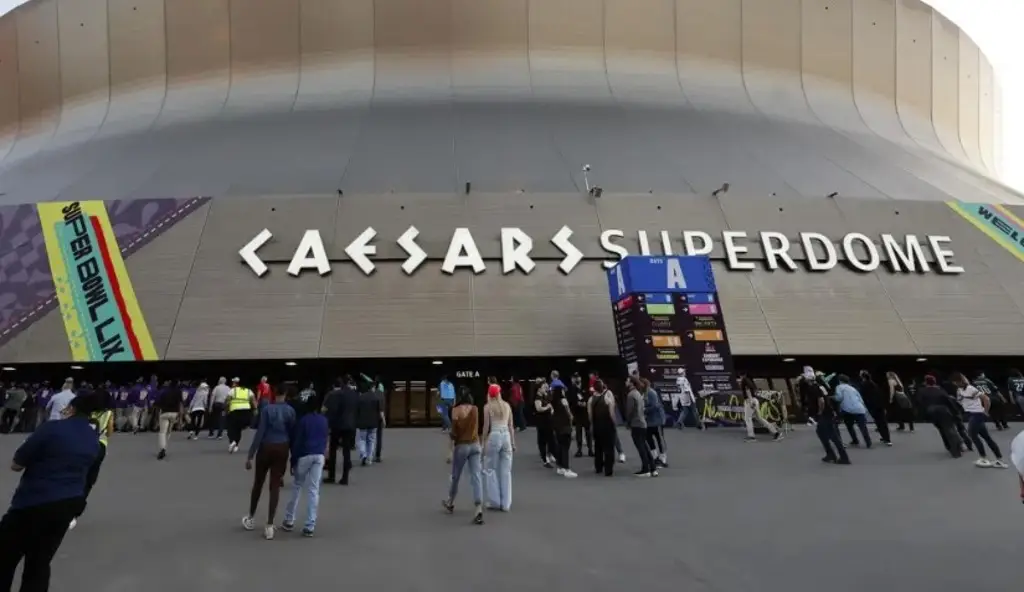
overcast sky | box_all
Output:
[0,0,1018,192]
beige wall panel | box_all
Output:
[53,0,109,147]
[676,0,752,113]
[801,0,865,134]
[135,291,184,359]
[957,32,983,171]
[296,0,374,109]
[373,0,452,101]
[978,57,996,173]
[981,248,1024,319]
[10,0,60,162]
[930,13,966,162]
[162,0,230,124]
[740,0,811,123]
[878,265,1024,355]
[750,267,918,355]
[712,262,778,355]
[124,202,211,291]
[852,0,907,144]
[894,0,942,153]
[718,194,850,239]
[321,264,475,357]
[993,75,1003,177]
[5,309,73,363]
[186,197,335,297]
[167,293,325,360]
[528,0,609,101]
[467,194,603,258]
[451,0,530,99]
[472,263,614,356]
[604,0,682,107]
[595,195,729,257]
[104,0,166,136]
[225,0,300,115]
[330,194,469,260]
[0,17,19,157]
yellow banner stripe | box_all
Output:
[38,203,90,362]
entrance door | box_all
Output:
[388,380,409,427]
[408,380,430,426]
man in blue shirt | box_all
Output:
[834,374,872,449]
[438,376,455,432]
[0,392,100,591]
[284,399,329,537]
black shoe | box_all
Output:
[360,458,367,466]
[339,476,349,486]
[301,528,314,537]
[633,470,651,477]
[472,511,484,525]
[821,456,836,464]
[836,458,851,465]
[322,477,335,484]
[587,450,594,457]
[373,458,381,463]
[157,449,166,460]
[441,500,454,514]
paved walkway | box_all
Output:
[0,425,1019,592]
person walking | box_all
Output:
[1008,369,1024,417]
[0,392,99,592]
[509,377,526,432]
[243,385,297,540]
[550,383,577,479]
[643,378,668,467]
[207,377,231,440]
[672,369,701,429]
[482,384,514,511]
[888,371,914,432]
[71,389,114,530]
[972,372,1010,430]
[834,375,872,448]
[1,384,26,434]
[438,376,455,432]
[442,390,484,525]
[625,377,657,477]
[858,371,892,446]
[154,381,184,460]
[322,376,359,485]
[356,380,384,466]
[918,375,964,457]
[533,382,556,467]
[569,374,592,457]
[588,380,619,476]
[187,381,209,440]
[283,398,328,537]
[952,372,1009,469]
[739,373,782,442]
[45,379,76,422]
[798,367,821,426]
[226,378,256,454]
[813,376,849,465]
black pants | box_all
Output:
[189,410,205,433]
[77,444,107,518]
[841,412,871,447]
[967,413,1002,459]
[630,427,655,473]
[226,409,250,445]
[815,419,849,462]
[536,426,555,462]
[0,497,81,592]
[928,406,961,457]
[593,424,616,476]
[326,429,355,482]
[556,432,571,470]
[1,409,18,434]
[989,399,1010,429]
[895,406,915,431]
[645,426,666,456]
[574,419,592,453]
[207,403,225,437]
[953,415,971,449]
[869,407,891,443]
[374,419,383,461]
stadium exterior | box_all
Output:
[0,0,1023,419]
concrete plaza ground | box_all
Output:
[0,425,1018,592]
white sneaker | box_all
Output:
[974,458,993,468]
[229,442,237,453]
[546,455,557,465]
[555,468,566,476]
[264,525,275,540]
[68,518,77,531]
[992,460,1009,469]
[563,469,578,479]
[241,515,254,531]
[617,453,626,463]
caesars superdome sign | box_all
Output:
[239,226,964,277]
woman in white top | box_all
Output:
[482,384,515,511]
[952,373,1007,468]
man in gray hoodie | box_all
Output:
[625,377,657,477]
[207,377,232,439]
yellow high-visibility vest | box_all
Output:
[90,410,113,447]
[228,387,252,412]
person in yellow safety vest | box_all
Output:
[71,389,115,530]
[226,378,256,454]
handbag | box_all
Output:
[894,391,912,409]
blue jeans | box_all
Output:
[448,443,483,505]
[357,428,378,462]
[284,454,324,531]
[440,401,453,430]
[966,412,1002,459]
[484,429,513,510]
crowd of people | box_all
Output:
[1,364,1024,591]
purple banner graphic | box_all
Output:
[0,197,211,352]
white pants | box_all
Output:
[158,412,178,450]
[744,399,777,438]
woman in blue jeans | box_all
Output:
[953,373,1008,469]
[442,392,484,525]
[482,384,515,511]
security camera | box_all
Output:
[582,164,591,172]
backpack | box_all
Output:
[591,392,613,425]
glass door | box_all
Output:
[409,380,429,426]
[388,380,409,427]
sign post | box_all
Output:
[607,256,735,398]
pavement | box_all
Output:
[0,425,1019,592]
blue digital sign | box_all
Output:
[607,256,717,303]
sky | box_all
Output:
[0,0,1017,191]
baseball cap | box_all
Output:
[487,384,501,398]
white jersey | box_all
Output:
[671,375,695,408]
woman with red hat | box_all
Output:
[482,382,515,511]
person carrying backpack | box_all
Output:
[588,380,618,477]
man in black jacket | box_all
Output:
[920,374,966,457]
[322,376,359,485]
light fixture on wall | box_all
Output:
[432,360,443,365]
[575,358,587,363]
[1,366,15,372]
[70,365,84,370]
[916,357,928,362]
[284,361,297,367]
[782,358,795,362]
